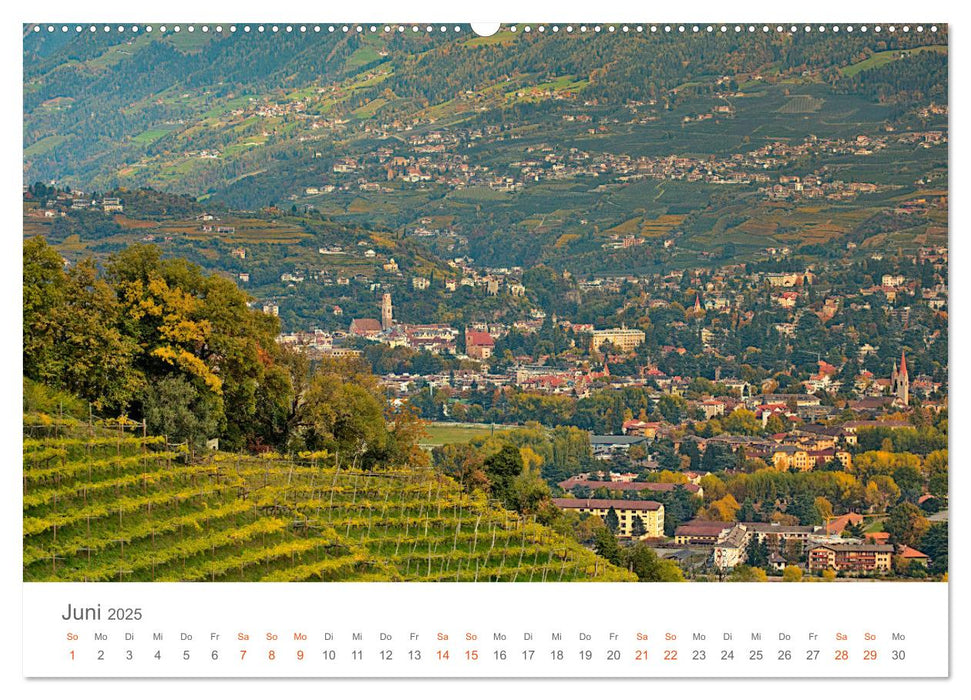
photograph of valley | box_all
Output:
[22,23,948,583]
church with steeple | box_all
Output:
[891,350,909,406]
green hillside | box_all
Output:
[23,415,633,582]
[24,25,948,278]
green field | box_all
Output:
[161,30,215,53]
[84,35,154,69]
[132,126,177,144]
[841,45,948,78]
[464,31,517,47]
[506,75,590,103]
[345,37,387,69]
[865,517,887,533]
[421,422,519,447]
[24,134,67,157]
[352,97,388,119]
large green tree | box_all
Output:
[289,357,395,466]
[625,542,685,582]
[920,523,948,575]
[484,444,525,507]
[885,502,930,548]
[23,237,139,411]
[143,374,221,451]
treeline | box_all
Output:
[855,424,947,456]
[836,50,948,104]
[431,424,593,488]
[416,383,779,436]
[696,446,947,526]
[23,237,422,468]
[377,29,947,110]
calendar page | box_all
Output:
[15,0,956,692]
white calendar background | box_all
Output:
[22,582,948,677]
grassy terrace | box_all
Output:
[419,422,519,447]
[22,416,632,583]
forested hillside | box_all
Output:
[25,25,948,286]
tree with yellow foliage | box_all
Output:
[700,494,740,521]
[814,496,834,521]
[25,239,296,451]
[728,564,767,582]
[699,473,727,502]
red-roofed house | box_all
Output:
[622,419,661,438]
[642,365,667,380]
[896,545,930,568]
[824,512,864,536]
[755,402,790,427]
[349,318,383,338]
[465,329,495,360]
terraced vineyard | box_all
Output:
[23,416,632,583]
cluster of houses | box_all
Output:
[760,172,884,202]
[550,471,933,576]
[284,99,943,203]
[271,251,529,302]
[266,236,945,412]
[674,516,930,576]
[26,189,124,217]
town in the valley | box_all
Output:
[267,241,947,581]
